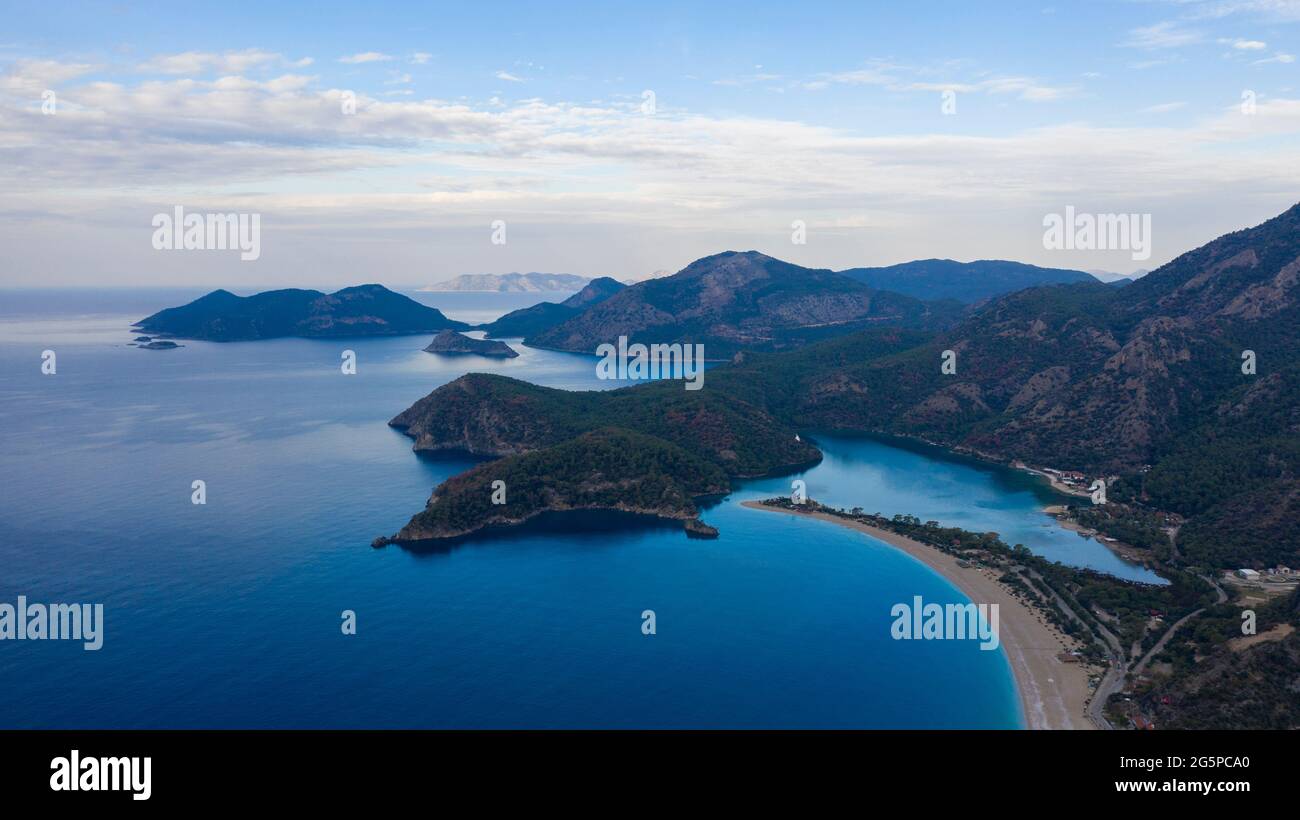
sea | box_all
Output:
[0,288,1158,728]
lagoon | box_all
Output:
[0,290,1146,728]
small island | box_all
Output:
[138,340,181,350]
[135,284,467,341]
[423,329,519,358]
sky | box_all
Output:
[0,0,1298,289]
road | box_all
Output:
[1020,567,1124,730]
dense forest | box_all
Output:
[388,428,730,541]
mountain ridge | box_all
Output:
[420,272,593,292]
[839,258,1097,303]
[479,276,626,338]
[526,250,963,357]
[136,284,468,341]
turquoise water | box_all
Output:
[770,433,1160,583]
[0,289,1140,728]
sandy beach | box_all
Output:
[741,500,1095,730]
[1015,464,1092,499]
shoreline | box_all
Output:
[741,500,1095,730]
[1013,463,1092,499]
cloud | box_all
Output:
[1254,52,1297,63]
[494,70,524,82]
[712,69,782,86]
[1222,37,1269,49]
[0,59,97,92]
[411,53,432,64]
[3,58,1300,286]
[1182,0,1300,23]
[137,49,298,75]
[1140,101,1188,113]
[808,61,1073,102]
[1122,22,1205,49]
[338,52,393,64]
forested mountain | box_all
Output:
[839,258,1095,303]
[526,251,963,357]
[137,284,467,341]
[386,203,1300,568]
[478,276,625,338]
[381,428,730,542]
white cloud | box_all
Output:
[1183,0,1300,23]
[2,59,1300,286]
[1122,22,1205,49]
[494,70,524,82]
[809,61,1073,102]
[1255,52,1297,63]
[1225,37,1269,48]
[411,53,432,64]
[137,49,296,75]
[0,59,97,92]
[338,52,393,64]
[1140,101,1188,112]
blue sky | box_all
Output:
[1,0,1298,286]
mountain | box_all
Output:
[136,285,468,341]
[780,203,1300,569]
[385,202,1300,569]
[419,272,591,292]
[381,371,821,543]
[839,259,1096,303]
[389,372,820,475]
[526,251,963,357]
[1088,268,1150,284]
[478,277,625,338]
[377,428,730,543]
[422,330,518,358]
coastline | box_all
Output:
[1013,463,1092,499]
[741,500,1095,730]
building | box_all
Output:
[1236,569,1261,580]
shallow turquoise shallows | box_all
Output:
[0,290,1151,728]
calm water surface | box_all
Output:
[0,289,1148,728]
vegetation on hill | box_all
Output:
[382,428,729,542]
[526,250,964,357]
[390,373,822,478]
[137,284,467,341]
[839,258,1095,303]
[378,205,1300,730]
[1137,587,1300,729]
[387,203,1300,573]
[479,276,626,338]
[422,330,518,358]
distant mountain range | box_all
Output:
[1088,268,1150,284]
[420,272,593,292]
[524,251,964,357]
[136,284,467,341]
[839,259,1096,303]
[480,255,1118,356]
[478,277,626,338]
[388,201,1300,572]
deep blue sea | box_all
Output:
[0,289,1155,728]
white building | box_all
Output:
[1236,569,1261,580]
